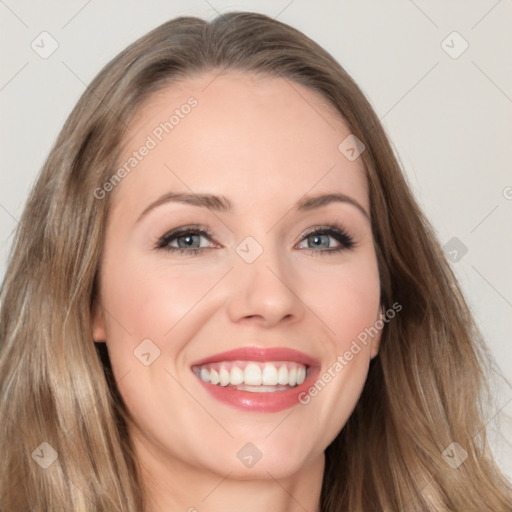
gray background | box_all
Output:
[1,0,511,480]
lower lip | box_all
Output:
[194,367,321,413]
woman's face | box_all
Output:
[92,71,382,481]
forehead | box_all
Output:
[111,71,369,217]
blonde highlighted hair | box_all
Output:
[1,11,511,511]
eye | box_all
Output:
[155,225,217,255]
[154,222,356,257]
[296,224,356,255]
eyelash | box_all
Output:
[154,222,356,256]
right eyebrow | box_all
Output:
[136,192,232,223]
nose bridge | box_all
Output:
[225,234,303,326]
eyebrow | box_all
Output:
[136,191,370,223]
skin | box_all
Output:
[92,71,382,512]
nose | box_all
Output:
[225,242,305,328]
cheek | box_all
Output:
[101,254,222,344]
[302,254,381,347]
[98,253,228,402]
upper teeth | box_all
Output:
[193,361,307,387]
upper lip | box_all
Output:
[191,346,320,368]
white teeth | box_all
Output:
[244,363,262,386]
[235,384,290,393]
[219,367,230,386]
[194,360,309,389]
[230,366,244,385]
[277,365,289,385]
[296,366,306,385]
[289,366,297,386]
[262,363,278,385]
[210,369,220,385]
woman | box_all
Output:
[0,11,510,511]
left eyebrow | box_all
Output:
[136,191,369,224]
[296,193,369,220]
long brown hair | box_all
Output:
[1,11,510,511]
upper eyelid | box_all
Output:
[160,224,350,238]
[297,224,349,237]
[157,226,216,245]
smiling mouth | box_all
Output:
[191,360,309,392]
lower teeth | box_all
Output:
[230,383,292,393]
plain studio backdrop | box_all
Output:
[0,0,511,483]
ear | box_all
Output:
[91,299,107,342]
[370,335,381,359]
